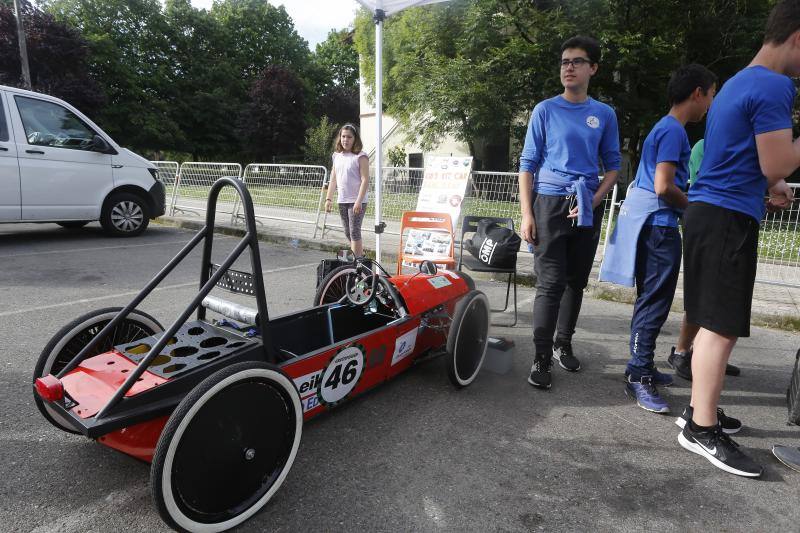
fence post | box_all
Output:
[601,183,619,261]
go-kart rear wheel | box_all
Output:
[33,307,163,433]
[151,361,302,532]
[446,291,490,388]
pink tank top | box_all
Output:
[332,151,369,203]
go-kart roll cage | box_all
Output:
[53,177,277,422]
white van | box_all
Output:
[0,85,165,236]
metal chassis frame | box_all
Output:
[48,177,277,434]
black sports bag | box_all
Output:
[465,219,521,269]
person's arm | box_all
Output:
[755,129,800,186]
[593,170,619,207]
[653,162,688,209]
[325,165,337,213]
[518,105,546,244]
[595,108,622,208]
[352,155,370,215]
[518,171,536,244]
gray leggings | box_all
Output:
[338,203,367,241]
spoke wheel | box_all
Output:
[314,265,360,305]
[152,362,302,532]
[446,291,490,388]
[33,307,163,433]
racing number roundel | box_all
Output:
[318,345,365,405]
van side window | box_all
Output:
[14,96,95,150]
[0,98,8,142]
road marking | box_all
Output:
[4,237,225,259]
[0,262,318,318]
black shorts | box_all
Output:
[683,202,759,337]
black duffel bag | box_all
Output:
[465,219,521,269]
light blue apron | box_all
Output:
[598,185,677,287]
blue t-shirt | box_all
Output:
[632,115,690,227]
[689,66,796,221]
[520,95,621,195]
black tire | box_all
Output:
[151,361,302,532]
[33,307,163,433]
[446,291,490,388]
[56,221,90,229]
[314,265,359,306]
[101,192,150,237]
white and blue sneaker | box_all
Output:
[625,375,670,413]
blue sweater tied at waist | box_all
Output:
[536,167,598,227]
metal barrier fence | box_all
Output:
[170,162,242,218]
[152,161,179,206]
[320,168,618,253]
[755,183,800,287]
[235,164,328,236]
[156,162,799,289]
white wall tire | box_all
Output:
[151,362,302,532]
[446,291,490,388]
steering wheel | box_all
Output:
[344,260,379,306]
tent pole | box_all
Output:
[373,9,385,263]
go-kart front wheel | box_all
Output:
[446,291,490,388]
[33,307,163,433]
[151,361,302,532]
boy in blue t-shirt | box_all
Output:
[613,65,717,414]
[518,35,621,390]
[678,0,799,478]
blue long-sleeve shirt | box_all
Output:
[520,96,621,225]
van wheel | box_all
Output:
[101,192,149,237]
[57,221,90,229]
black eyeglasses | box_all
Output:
[560,57,592,69]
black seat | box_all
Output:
[457,215,518,327]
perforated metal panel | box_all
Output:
[117,320,255,379]
[209,264,256,295]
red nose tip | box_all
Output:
[35,375,64,402]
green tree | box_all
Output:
[0,1,104,113]
[303,115,338,169]
[237,65,307,161]
[162,0,240,159]
[355,0,777,174]
[43,0,182,152]
[210,0,309,82]
[314,29,359,89]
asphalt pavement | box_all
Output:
[1,221,799,532]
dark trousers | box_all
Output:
[532,194,603,354]
[626,224,682,379]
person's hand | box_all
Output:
[353,202,362,215]
[567,206,579,219]
[324,198,333,213]
[767,180,794,212]
[521,213,537,245]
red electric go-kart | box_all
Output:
[32,178,490,532]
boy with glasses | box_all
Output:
[518,35,621,389]
[678,0,798,477]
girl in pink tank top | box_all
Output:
[324,124,370,256]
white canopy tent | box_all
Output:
[354,0,450,262]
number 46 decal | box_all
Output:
[318,346,365,405]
